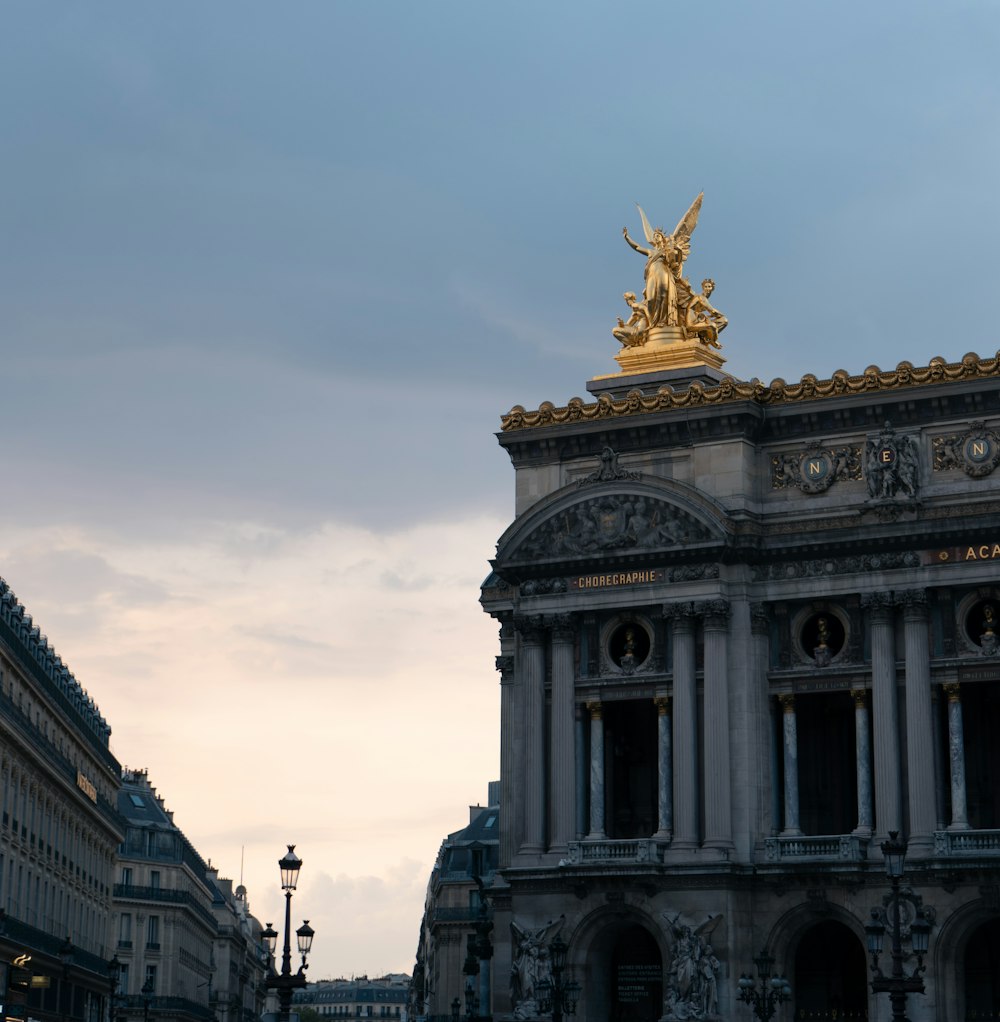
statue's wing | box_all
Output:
[695,914,723,940]
[636,203,655,244]
[672,192,704,244]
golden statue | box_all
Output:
[610,194,728,375]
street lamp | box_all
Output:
[866,831,932,1022]
[59,936,74,1022]
[263,845,315,1022]
[107,955,122,1022]
[737,950,791,1021]
[536,937,579,1022]
[141,977,155,1022]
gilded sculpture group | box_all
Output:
[614,194,728,350]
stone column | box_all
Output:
[779,694,801,836]
[587,701,606,839]
[654,696,673,840]
[851,689,873,836]
[702,600,733,850]
[751,604,781,834]
[944,683,970,831]
[549,616,576,854]
[668,604,699,850]
[575,705,586,839]
[519,617,547,854]
[496,650,519,867]
[901,591,935,852]
[866,593,902,838]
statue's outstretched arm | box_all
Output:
[622,227,648,255]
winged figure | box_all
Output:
[620,193,712,345]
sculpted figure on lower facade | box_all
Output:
[662,913,723,1021]
[510,917,564,1020]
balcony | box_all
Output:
[934,829,1000,855]
[564,839,666,865]
[763,834,869,862]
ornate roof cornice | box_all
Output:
[500,351,1000,433]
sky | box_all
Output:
[2,0,999,979]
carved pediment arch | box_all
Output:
[494,478,731,575]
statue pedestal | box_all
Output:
[613,333,727,376]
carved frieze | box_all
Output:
[771,440,862,493]
[512,495,711,560]
[932,421,1000,478]
[751,551,920,582]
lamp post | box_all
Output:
[141,977,154,1022]
[737,950,791,1021]
[263,845,315,1022]
[58,936,74,1022]
[107,955,122,1022]
[865,831,932,1022]
[450,997,460,1022]
[536,938,579,1022]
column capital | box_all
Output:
[663,601,697,631]
[654,695,671,715]
[779,693,796,713]
[586,700,603,720]
[546,613,576,642]
[943,682,962,702]
[514,614,545,643]
[897,588,929,618]
[850,687,868,709]
[861,591,895,622]
[750,602,770,636]
[698,598,731,629]
[495,655,515,680]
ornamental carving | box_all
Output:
[865,422,920,501]
[512,496,711,560]
[932,421,1000,478]
[751,551,920,582]
[502,353,1000,432]
[771,441,862,493]
[577,446,642,487]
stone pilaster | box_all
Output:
[517,616,546,854]
[864,592,902,838]
[496,652,519,867]
[549,615,576,853]
[575,704,586,840]
[666,603,698,849]
[900,590,935,853]
[701,599,733,850]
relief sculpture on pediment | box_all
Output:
[512,495,712,560]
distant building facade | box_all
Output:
[481,345,1000,1021]
[412,787,498,1022]
[295,975,409,1021]
[0,576,124,1022]
[112,769,266,1022]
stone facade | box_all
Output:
[0,576,123,1022]
[481,352,1000,1021]
[112,769,267,1022]
[412,788,499,1022]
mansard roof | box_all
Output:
[0,575,116,767]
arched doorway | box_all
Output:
[611,925,663,1022]
[582,921,663,1022]
[794,920,868,1019]
[964,918,1000,1016]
